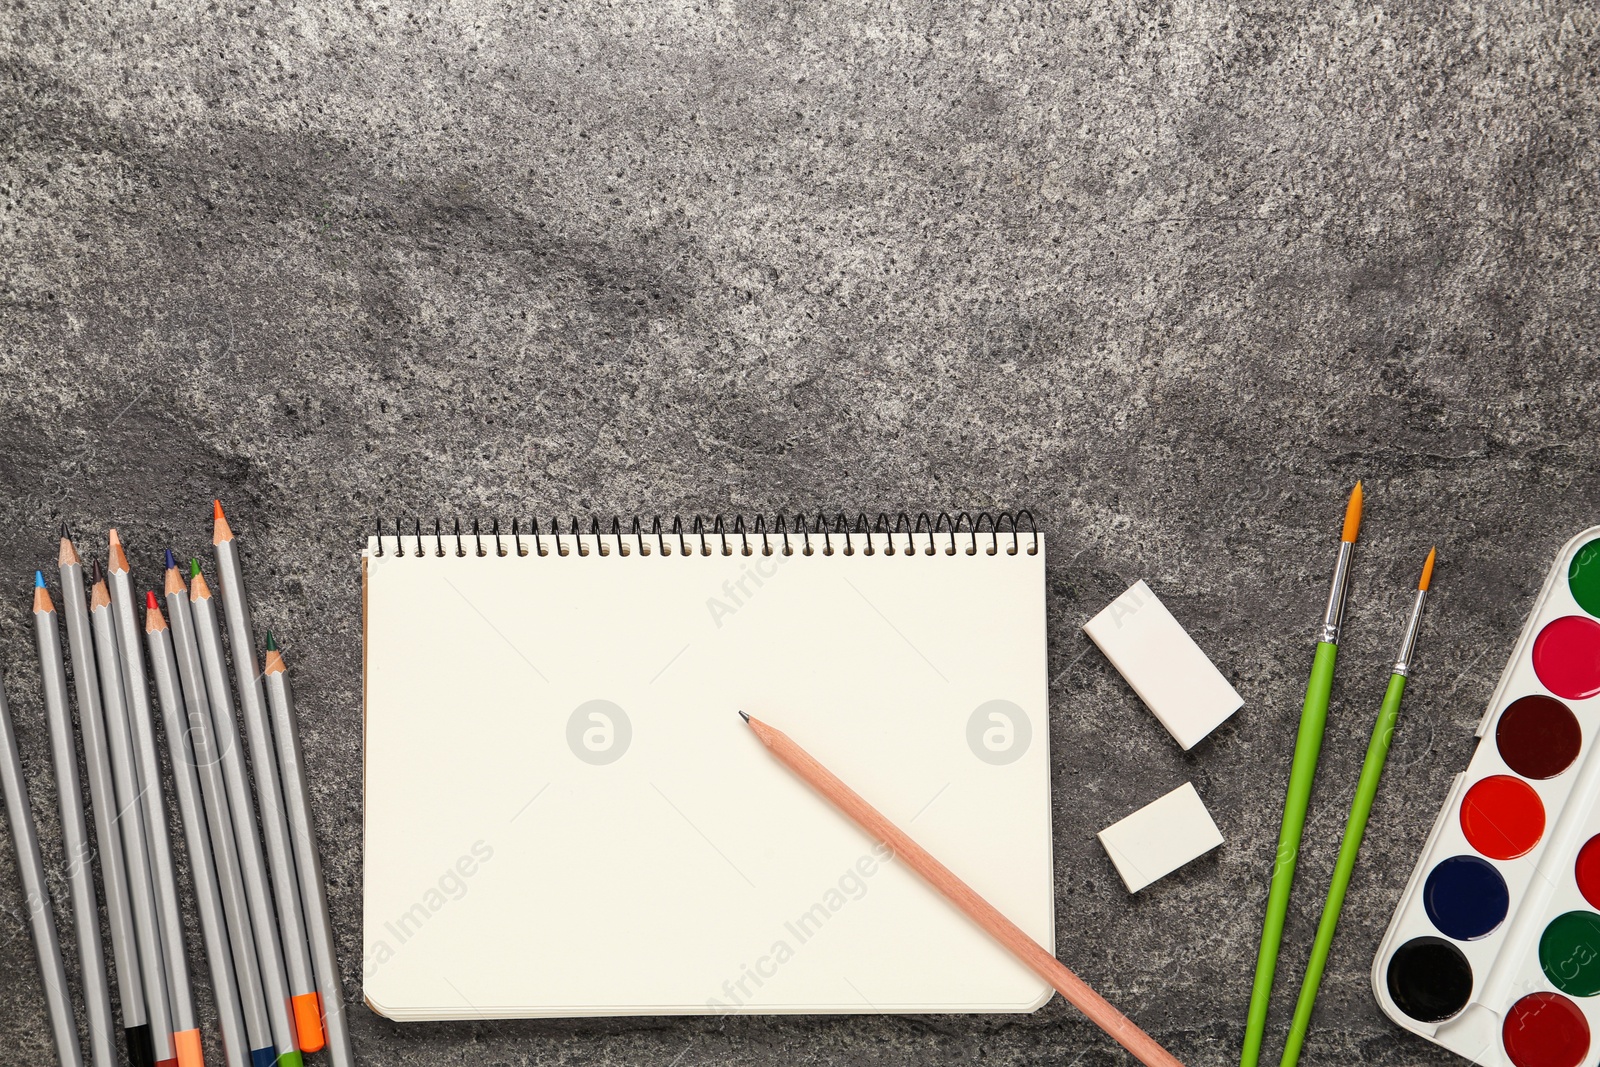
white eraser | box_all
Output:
[1097,782,1223,893]
[1083,579,1242,750]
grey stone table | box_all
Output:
[2,2,1596,1064]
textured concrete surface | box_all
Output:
[2,1,1598,1064]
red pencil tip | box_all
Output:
[145,590,159,610]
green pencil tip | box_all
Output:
[190,558,201,578]
[265,631,277,651]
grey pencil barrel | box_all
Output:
[166,580,274,1056]
[58,553,146,1030]
[0,672,83,1067]
[147,612,251,1067]
[107,548,197,1036]
[190,576,300,1056]
[34,592,118,1067]
[213,533,319,1007]
[265,657,355,1067]
[89,590,176,1063]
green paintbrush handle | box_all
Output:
[1240,640,1339,1067]
[1278,671,1406,1067]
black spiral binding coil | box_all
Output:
[371,512,1039,559]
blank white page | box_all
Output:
[362,528,1053,1019]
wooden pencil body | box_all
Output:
[746,715,1184,1067]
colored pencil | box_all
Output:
[0,644,82,1067]
[263,633,355,1067]
[33,573,119,1067]
[1278,548,1436,1067]
[108,530,200,1067]
[89,560,178,1067]
[1239,483,1363,1067]
[741,712,1186,1067]
[212,503,323,1055]
[146,592,252,1067]
[59,532,153,1067]
[188,560,303,1067]
[164,552,278,1067]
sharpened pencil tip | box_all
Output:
[738,710,750,723]
[34,570,45,589]
[265,631,277,652]
[91,560,105,584]
[108,527,121,547]
[145,590,159,610]
[1340,481,1363,543]
[60,521,71,540]
[107,528,130,573]
[1420,546,1437,591]
[212,499,234,543]
[189,558,201,578]
[164,548,178,570]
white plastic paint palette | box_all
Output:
[1374,528,1600,1067]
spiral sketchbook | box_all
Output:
[362,516,1053,1020]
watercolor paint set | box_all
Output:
[1374,527,1600,1067]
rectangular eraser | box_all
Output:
[1097,782,1223,893]
[1083,579,1242,750]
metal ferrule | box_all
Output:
[1319,540,1356,644]
[1393,587,1429,677]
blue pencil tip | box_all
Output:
[34,571,45,588]
[164,548,178,570]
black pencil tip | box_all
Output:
[738,710,750,723]
[90,560,105,584]
[60,520,72,540]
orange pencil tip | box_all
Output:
[108,527,122,547]
[212,499,234,544]
[1420,546,1437,591]
[1340,481,1363,543]
[107,529,130,573]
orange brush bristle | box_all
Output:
[1340,482,1363,543]
[1419,547,1437,591]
